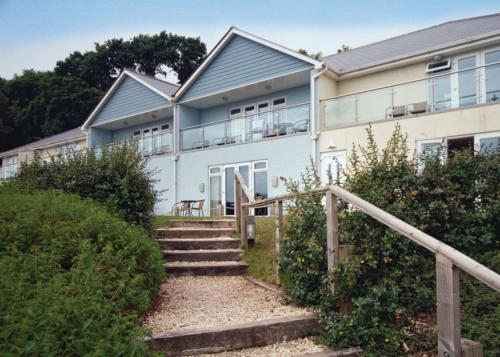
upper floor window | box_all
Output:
[485,49,500,102]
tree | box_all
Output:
[298,48,322,60]
[0,31,207,153]
[337,44,350,53]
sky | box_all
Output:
[1,0,499,80]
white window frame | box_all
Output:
[480,45,500,103]
[320,150,347,184]
[451,52,481,108]
[474,131,500,153]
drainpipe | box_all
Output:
[310,66,328,167]
[172,103,178,207]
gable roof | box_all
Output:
[322,13,500,74]
[82,69,179,130]
[0,127,85,158]
[174,27,323,101]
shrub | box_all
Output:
[0,184,165,355]
[14,143,157,231]
[280,125,499,356]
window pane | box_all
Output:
[485,50,500,102]
[254,162,267,170]
[254,170,268,216]
[421,142,442,156]
[210,167,221,174]
[429,72,451,111]
[238,165,249,186]
[479,137,500,154]
[225,167,235,216]
[273,98,286,106]
[210,175,222,216]
[458,57,477,107]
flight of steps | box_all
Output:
[156,219,248,276]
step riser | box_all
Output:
[165,264,247,276]
[168,220,236,228]
[158,240,240,250]
[165,251,242,262]
[148,315,318,356]
[157,229,234,239]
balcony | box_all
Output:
[322,61,500,129]
[180,103,310,151]
[94,131,173,157]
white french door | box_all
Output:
[209,160,267,216]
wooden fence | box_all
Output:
[234,173,500,357]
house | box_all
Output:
[4,14,499,216]
[81,69,179,213]
[318,14,500,182]
[0,127,86,180]
[82,15,500,215]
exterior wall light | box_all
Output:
[328,138,337,149]
[246,215,256,245]
[272,176,279,187]
[199,183,205,193]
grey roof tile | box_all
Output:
[0,127,85,158]
[322,13,500,74]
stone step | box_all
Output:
[167,219,236,228]
[158,237,240,250]
[148,314,318,356]
[164,261,248,276]
[156,227,235,239]
[164,249,243,262]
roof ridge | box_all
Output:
[124,68,180,87]
[322,12,500,60]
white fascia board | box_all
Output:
[173,27,325,101]
[81,70,172,130]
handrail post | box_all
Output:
[240,193,248,249]
[326,190,340,293]
[235,175,241,229]
[275,200,283,285]
[436,253,462,357]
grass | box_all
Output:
[244,217,278,285]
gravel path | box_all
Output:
[193,337,328,356]
[142,276,311,333]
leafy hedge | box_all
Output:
[14,143,157,231]
[0,184,165,355]
[280,125,499,356]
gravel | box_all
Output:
[142,276,311,333]
[193,337,328,357]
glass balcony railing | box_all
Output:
[180,103,310,151]
[93,131,173,157]
[322,61,500,129]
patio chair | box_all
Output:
[386,105,406,119]
[192,140,210,149]
[294,120,309,133]
[171,201,192,216]
[191,199,205,216]
[408,101,427,114]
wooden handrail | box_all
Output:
[328,185,500,293]
[235,172,254,203]
[235,183,499,356]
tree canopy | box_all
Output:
[0,31,206,153]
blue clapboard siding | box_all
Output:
[180,35,313,101]
[91,76,170,127]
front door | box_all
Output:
[320,151,347,185]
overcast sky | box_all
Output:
[1,0,499,79]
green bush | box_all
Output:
[0,184,165,355]
[14,143,157,231]
[280,125,499,356]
